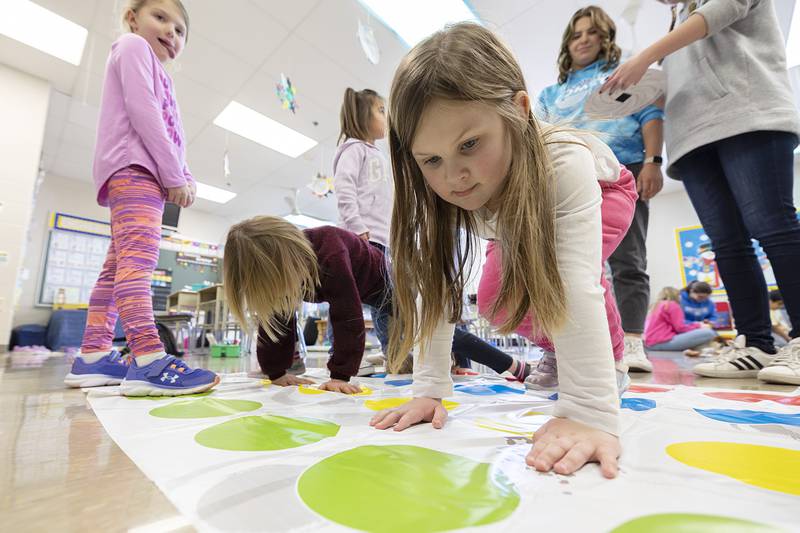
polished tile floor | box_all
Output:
[1,348,795,532]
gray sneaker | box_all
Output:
[287,354,306,376]
[524,351,558,390]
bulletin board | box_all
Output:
[675,225,777,296]
[37,213,111,306]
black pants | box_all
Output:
[451,326,513,374]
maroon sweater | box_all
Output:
[256,226,390,381]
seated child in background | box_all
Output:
[680,280,717,324]
[224,216,531,393]
[645,287,717,356]
[770,290,792,347]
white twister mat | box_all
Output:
[86,370,800,532]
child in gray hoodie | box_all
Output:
[333,88,393,249]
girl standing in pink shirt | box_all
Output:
[64,0,218,396]
[644,287,716,355]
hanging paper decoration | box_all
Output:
[223,150,231,179]
[307,172,334,198]
[358,19,380,65]
[276,73,298,114]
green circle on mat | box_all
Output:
[127,391,213,401]
[195,414,340,451]
[611,513,786,533]
[297,445,519,532]
[149,398,261,419]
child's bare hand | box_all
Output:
[167,184,193,208]
[272,373,315,387]
[527,418,620,478]
[358,232,370,241]
[318,379,362,394]
[370,397,447,431]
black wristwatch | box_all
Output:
[644,155,663,166]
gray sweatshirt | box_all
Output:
[332,139,393,247]
[663,0,800,178]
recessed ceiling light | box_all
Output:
[213,101,317,158]
[283,213,332,228]
[357,0,479,47]
[195,182,236,204]
[0,0,88,66]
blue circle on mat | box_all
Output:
[620,398,657,411]
[454,384,525,396]
[385,379,413,387]
[695,409,800,427]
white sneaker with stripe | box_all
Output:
[758,337,800,385]
[692,335,774,379]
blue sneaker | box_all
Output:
[120,355,219,396]
[64,350,129,388]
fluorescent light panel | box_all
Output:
[788,2,800,69]
[0,0,87,66]
[213,101,317,158]
[283,214,332,228]
[195,182,236,204]
[357,0,479,47]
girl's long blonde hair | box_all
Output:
[223,216,319,342]
[387,22,566,372]
[557,6,620,84]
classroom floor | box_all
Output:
[0,348,795,533]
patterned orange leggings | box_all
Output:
[81,167,165,357]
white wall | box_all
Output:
[0,65,50,346]
[12,173,234,327]
[645,186,701,297]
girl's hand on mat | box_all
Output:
[527,417,620,479]
[369,397,448,431]
[272,374,315,387]
[167,184,193,208]
[319,379,362,394]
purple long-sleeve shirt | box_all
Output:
[256,226,391,381]
[92,33,194,206]
[332,139,393,247]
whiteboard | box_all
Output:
[38,215,111,306]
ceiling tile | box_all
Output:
[176,32,255,96]
[249,0,321,31]
[189,0,289,67]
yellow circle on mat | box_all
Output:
[298,384,372,396]
[666,442,800,495]
[364,397,459,411]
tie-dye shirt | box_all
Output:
[535,59,663,165]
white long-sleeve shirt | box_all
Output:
[413,128,623,436]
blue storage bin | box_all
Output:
[9,324,47,349]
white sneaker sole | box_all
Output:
[757,369,800,385]
[626,362,653,372]
[357,364,375,377]
[64,373,123,388]
[119,376,220,396]
[693,367,760,379]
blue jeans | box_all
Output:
[646,328,717,351]
[673,131,800,353]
